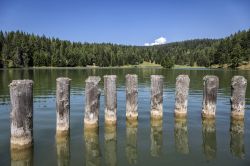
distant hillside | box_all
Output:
[0,29,249,68]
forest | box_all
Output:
[0,29,249,68]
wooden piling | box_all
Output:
[126,74,138,121]
[84,76,101,129]
[104,75,117,125]
[231,76,247,120]
[56,77,71,137]
[201,75,219,119]
[151,75,164,120]
[9,80,33,150]
[174,75,190,118]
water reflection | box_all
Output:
[84,128,101,166]
[56,136,70,166]
[104,125,117,166]
[230,119,245,159]
[174,118,189,154]
[150,119,163,157]
[11,147,33,166]
[202,119,217,160]
[126,121,138,165]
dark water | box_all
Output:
[0,68,250,166]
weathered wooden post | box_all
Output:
[150,119,163,157]
[174,75,190,118]
[201,76,219,119]
[84,76,101,129]
[126,121,138,164]
[150,75,164,120]
[104,75,117,125]
[231,76,247,120]
[202,119,217,160]
[230,119,245,159]
[174,118,189,154]
[56,77,71,137]
[104,125,117,166]
[56,136,70,166]
[126,74,138,121]
[9,80,33,150]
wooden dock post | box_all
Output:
[174,75,190,118]
[84,76,101,129]
[126,74,138,121]
[150,75,164,120]
[231,76,247,120]
[9,80,33,150]
[104,75,117,125]
[201,75,219,119]
[56,77,71,137]
[11,147,33,166]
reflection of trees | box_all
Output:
[126,121,138,165]
[150,119,163,157]
[230,119,245,159]
[174,118,189,154]
[104,125,117,166]
[11,147,33,166]
[56,136,70,166]
[84,128,101,166]
[202,119,217,160]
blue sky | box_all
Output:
[0,0,249,45]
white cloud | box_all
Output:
[144,37,167,46]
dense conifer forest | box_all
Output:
[0,29,249,68]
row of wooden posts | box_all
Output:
[9,74,247,150]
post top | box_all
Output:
[9,80,33,87]
[104,75,117,79]
[126,74,137,78]
[176,74,190,79]
[232,75,247,83]
[203,75,218,81]
[56,77,71,82]
[85,76,101,83]
[151,75,164,79]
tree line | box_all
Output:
[0,29,249,68]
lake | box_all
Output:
[0,68,250,166]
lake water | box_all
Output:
[0,68,250,166]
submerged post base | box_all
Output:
[151,109,163,120]
[174,110,187,118]
[126,112,138,121]
[11,137,33,150]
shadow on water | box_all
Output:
[11,147,33,166]
[126,121,138,165]
[202,119,217,160]
[230,119,245,159]
[174,118,189,154]
[56,135,70,166]
[150,119,163,157]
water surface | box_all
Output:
[0,68,250,166]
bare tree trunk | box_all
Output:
[84,76,101,129]
[151,75,164,120]
[231,76,247,120]
[174,75,190,118]
[126,74,138,121]
[9,80,33,150]
[201,75,219,119]
[104,75,117,125]
[56,77,71,137]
